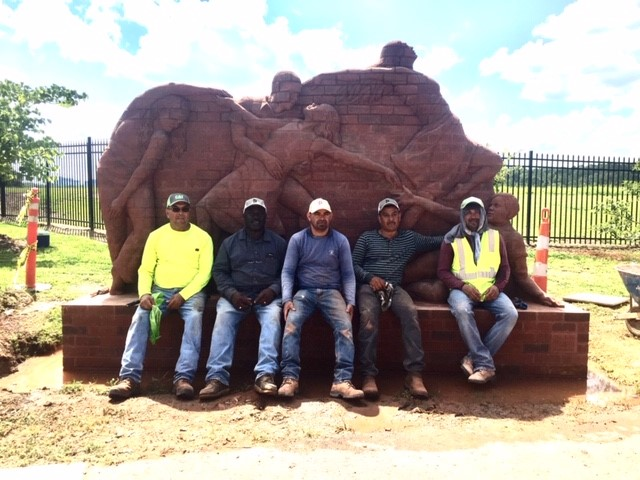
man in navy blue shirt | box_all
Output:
[278,198,364,400]
[199,198,287,401]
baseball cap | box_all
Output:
[308,198,332,213]
[460,196,484,211]
[377,198,399,213]
[166,193,190,207]
[243,197,267,213]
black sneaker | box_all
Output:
[254,374,278,395]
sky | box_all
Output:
[0,0,639,157]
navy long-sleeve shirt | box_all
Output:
[213,228,287,301]
[281,227,356,305]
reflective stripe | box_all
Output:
[537,235,550,249]
[533,262,548,276]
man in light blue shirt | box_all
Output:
[278,198,364,400]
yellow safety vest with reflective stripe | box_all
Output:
[451,229,500,293]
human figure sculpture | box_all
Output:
[98,41,507,295]
[98,95,190,294]
[487,193,563,307]
[196,102,402,239]
[238,71,303,119]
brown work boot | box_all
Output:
[330,380,365,400]
[199,379,230,401]
[173,378,195,400]
[405,372,429,398]
[361,375,379,399]
[108,377,140,400]
[277,377,299,397]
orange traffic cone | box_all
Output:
[532,208,550,292]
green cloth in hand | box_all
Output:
[149,292,165,345]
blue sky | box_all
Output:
[1,0,638,157]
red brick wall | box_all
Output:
[62,294,588,380]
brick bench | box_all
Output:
[61,294,589,380]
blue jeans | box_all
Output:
[447,289,518,371]
[281,289,356,383]
[357,284,425,377]
[118,287,206,384]
[205,297,282,385]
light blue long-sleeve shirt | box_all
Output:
[281,227,356,305]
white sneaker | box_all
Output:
[468,368,496,384]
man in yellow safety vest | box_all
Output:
[437,196,518,384]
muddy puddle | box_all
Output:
[0,350,636,408]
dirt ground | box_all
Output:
[1,236,640,476]
[1,359,640,476]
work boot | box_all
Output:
[361,375,379,399]
[199,379,230,401]
[405,372,429,398]
[330,380,365,400]
[173,378,195,400]
[254,374,278,396]
[278,377,299,397]
[468,368,496,384]
[460,355,474,377]
[108,377,140,400]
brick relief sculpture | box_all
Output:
[97,41,503,297]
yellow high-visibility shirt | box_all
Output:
[138,223,213,301]
[451,229,500,293]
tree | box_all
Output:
[0,80,87,183]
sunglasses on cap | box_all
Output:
[170,205,190,213]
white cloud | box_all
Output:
[479,0,640,109]
[1,0,638,158]
[463,107,639,157]
[414,45,462,78]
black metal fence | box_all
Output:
[1,138,639,246]
[497,151,639,245]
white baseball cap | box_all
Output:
[243,197,266,213]
[308,198,332,213]
[377,198,400,213]
[460,196,484,210]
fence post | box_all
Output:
[45,179,52,228]
[525,150,534,245]
[0,182,5,218]
[86,137,96,233]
